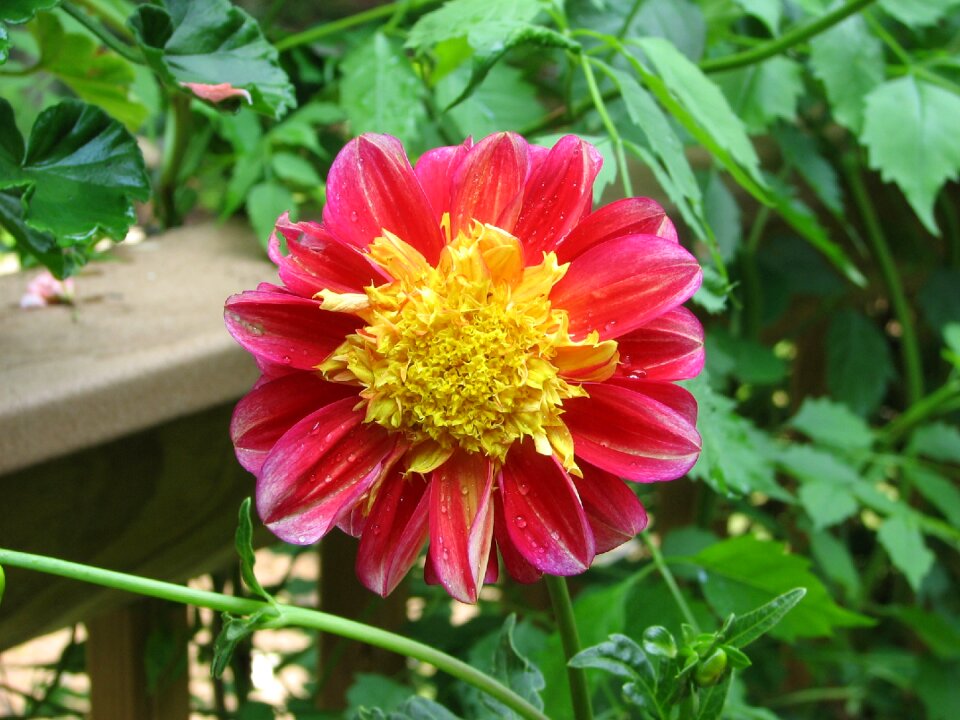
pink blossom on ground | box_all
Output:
[20,271,75,309]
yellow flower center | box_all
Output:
[318,218,618,474]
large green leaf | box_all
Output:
[861,76,960,234]
[484,615,545,718]
[732,0,782,34]
[1,0,60,23]
[879,0,960,27]
[437,62,545,139]
[690,536,873,640]
[341,33,426,150]
[908,422,960,464]
[31,12,147,131]
[788,397,875,451]
[715,57,803,133]
[406,0,542,54]
[129,0,294,119]
[809,13,884,133]
[876,512,935,592]
[826,310,896,416]
[0,97,149,242]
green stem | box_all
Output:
[699,0,878,73]
[60,2,143,65]
[545,575,594,720]
[72,0,134,40]
[275,0,443,51]
[0,548,548,720]
[642,534,699,632]
[879,377,960,445]
[581,55,632,197]
[842,154,924,406]
[157,92,193,228]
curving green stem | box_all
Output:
[545,575,594,720]
[275,0,443,51]
[0,548,548,720]
[60,2,143,65]
[642,534,699,632]
[580,54,632,198]
[699,0,878,73]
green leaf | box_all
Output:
[907,464,960,526]
[235,498,272,603]
[692,264,729,314]
[724,588,807,648]
[732,0,782,34]
[917,657,960,720]
[691,536,873,639]
[799,482,859,530]
[702,171,740,261]
[1,0,60,23]
[809,13,884,133]
[789,397,875,451]
[631,0,706,60]
[347,674,413,715]
[212,609,275,678]
[406,0,542,54]
[695,672,732,720]
[775,125,843,214]
[861,76,960,234]
[879,0,960,27]
[129,0,294,119]
[0,189,78,277]
[826,310,895,416]
[687,374,788,499]
[629,37,768,199]
[246,181,296,251]
[715,57,803,133]
[908,423,960,463]
[777,444,862,485]
[889,606,960,659]
[483,615,545,718]
[271,152,322,189]
[31,12,148,131]
[642,626,678,658]
[707,327,787,385]
[341,33,427,151]
[919,268,960,332]
[0,24,9,63]
[569,634,658,708]
[438,62,545,139]
[877,512,935,591]
[0,97,149,242]
[809,530,862,601]
[391,697,464,719]
[0,564,4,607]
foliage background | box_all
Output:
[2,0,960,717]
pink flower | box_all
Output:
[225,133,703,602]
[20,271,75,309]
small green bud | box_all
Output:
[695,648,728,686]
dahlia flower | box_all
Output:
[225,132,703,603]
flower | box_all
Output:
[225,132,703,603]
[20,270,75,309]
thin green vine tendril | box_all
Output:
[60,2,143,65]
[642,533,699,632]
[545,575,594,720]
[699,0,878,74]
[0,548,548,720]
[580,54,633,198]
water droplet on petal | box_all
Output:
[350,210,359,222]
[514,515,527,529]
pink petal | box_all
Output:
[555,197,678,263]
[414,139,473,222]
[513,135,603,256]
[428,451,495,603]
[323,134,444,262]
[493,491,542,584]
[572,463,648,554]
[180,81,252,106]
[550,234,702,341]
[270,213,387,296]
[500,440,595,575]
[450,132,528,237]
[256,398,398,543]
[614,306,705,381]
[231,373,356,474]
[356,470,431,596]
[224,286,361,370]
[565,382,701,482]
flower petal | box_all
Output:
[356,470,431,596]
[565,382,701,482]
[550,234,702,340]
[513,135,603,256]
[572,463,648,554]
[450,132,529,237]
[225,287,361,370]
[500,440,595,575]
[427,451,495,603]
[257,398,398,543]
[614,307,705,381]
[493,491,542,583]
[555,197,677,263]
[270,213,387,297]
[323,134,444,262]
[414,138,473,222]
[231,373,355,474]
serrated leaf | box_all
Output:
[691,536,873,639]
[29,13,148,131]
[129,0,294,119]
[630,37,768,197]
[877,512,935,591]
[246,181,296,250]
[0,97,149,242]
[907,464,960,527]
[827,309,896,415]
[570,634,657,708]
[406,0,542,53]
[341,33,426,150]
[483,615,545,718]
[692,265,729,313]
[724,588,807,648]
[438,62,545,139]
[799,482,859,530]
[775,125,843,214]
[862,76,960,234]
[390,697,464,720]
[346,674,412,715]
[1,0,60,23]
[789,397,875,451]
[879,0,960,27]
[235,498,272,603]
[908,423,960,463]
[0,189,76,277]
[809,13,884,133]
[715,57,803,133]
[777,444,862,486]
[810,530,862,601]
[733,0,782,34]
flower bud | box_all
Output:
[695,648,728,686]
